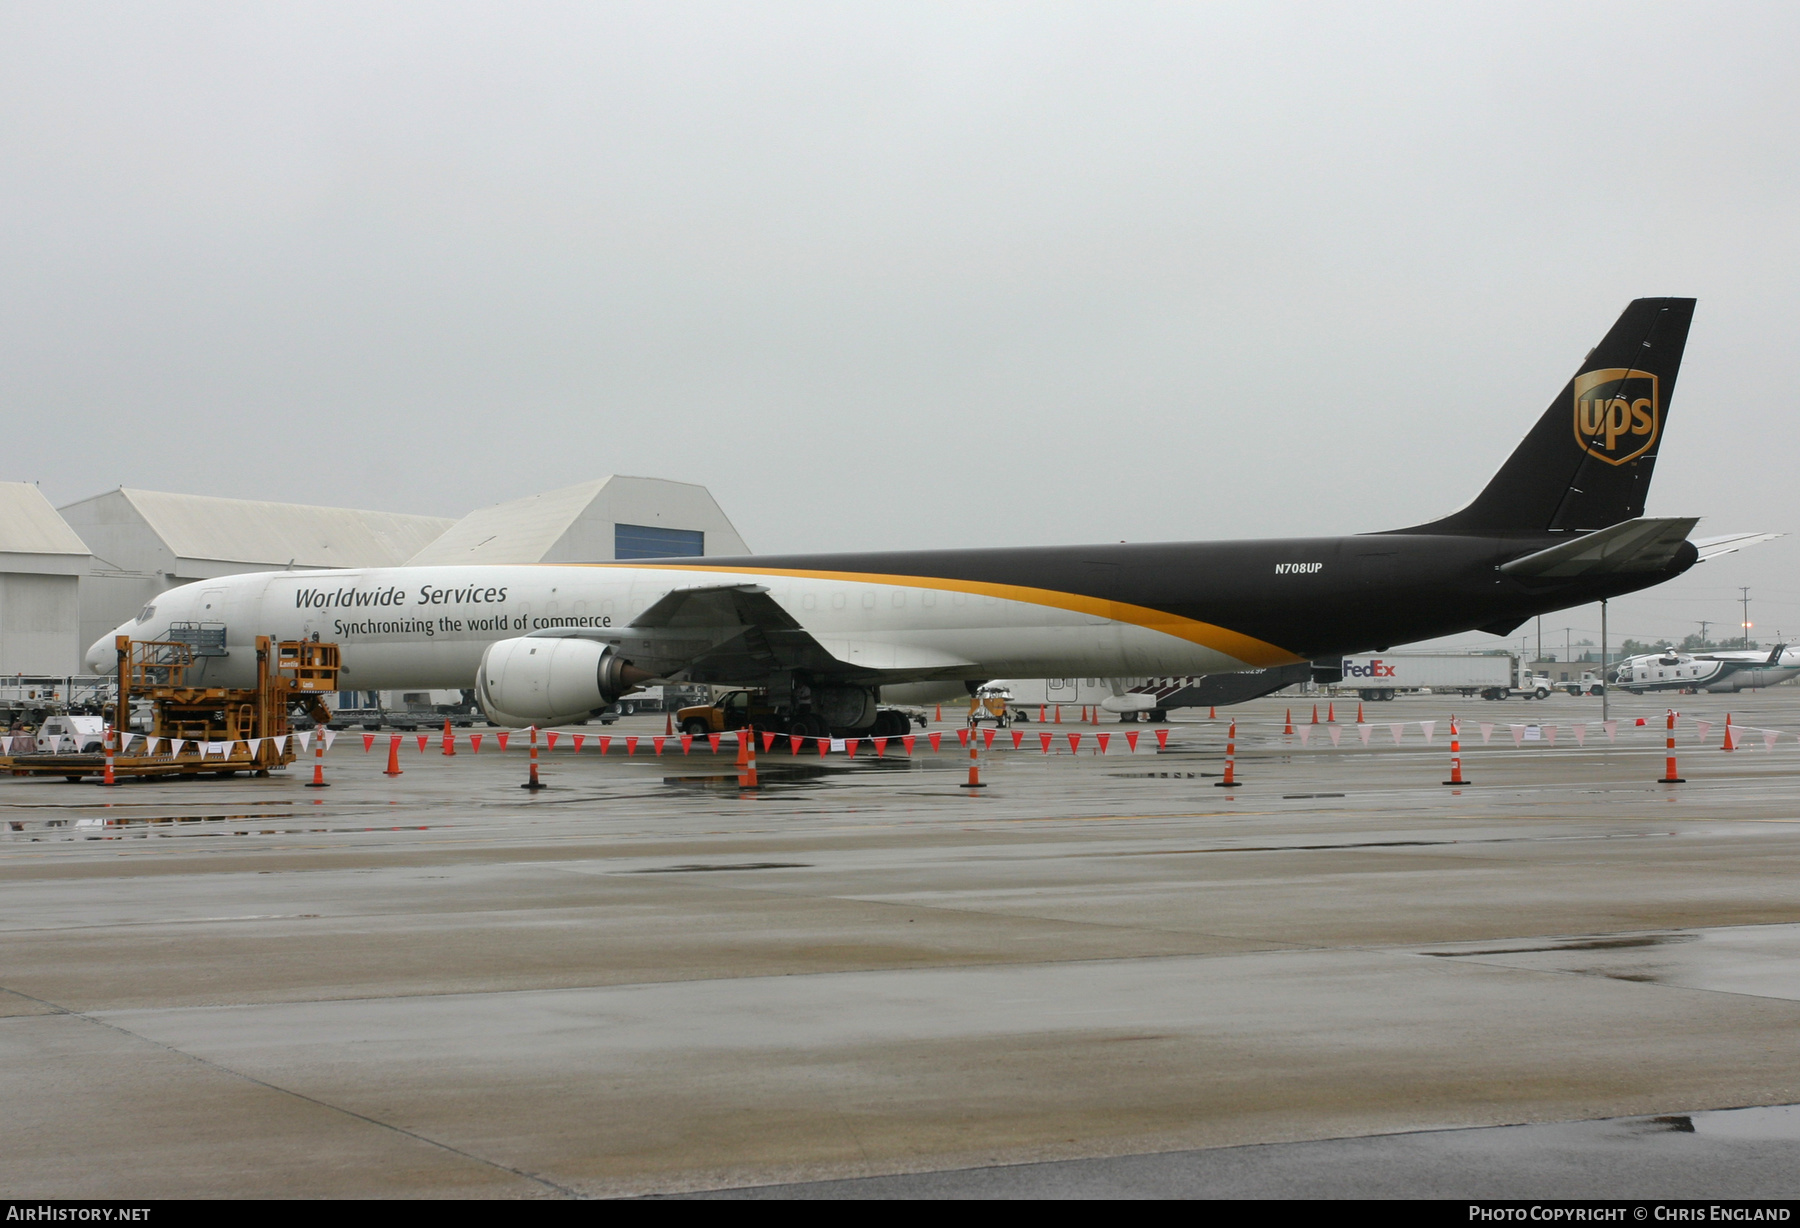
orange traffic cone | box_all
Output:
[384,734,403,777]
[737,729,758,788]
[1284,708,1294,735]
[1214,720,1240,787]
[1327,702,1335,723]
[99,724,117,787]
[1442,718,1467,786]
[665,711,674,736]
[1722,714,1736,751]
[1310,704,1319,724]
[305,727,329,788]
[521,725,545,790]
[441,718,456,755]
[1659,709,1685,783]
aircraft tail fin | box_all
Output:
[1407,298,1696,535]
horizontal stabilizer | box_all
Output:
[1499,517,1698,578]
[1692,531,1784,562]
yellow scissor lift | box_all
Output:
[0,636,338,781]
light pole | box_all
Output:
[1740,587,1752,648]
[1600,600,1609,724]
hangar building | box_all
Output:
[404,475,749,566]
[0,482,92,676]
[59,488,454,658]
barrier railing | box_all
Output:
[10,709,1793,797]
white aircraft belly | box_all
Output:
[96,564,1262,691]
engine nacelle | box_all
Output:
[812,685,877,731]
[476,636,651,727]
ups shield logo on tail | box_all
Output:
[1573,368,1659,466]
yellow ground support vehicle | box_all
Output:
[676,689,779,738]
[0,635,324,780]
[966,685,1013,727]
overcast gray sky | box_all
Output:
[3,2,1796,652]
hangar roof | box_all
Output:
[75,488,452,570]
[406,475,748,565]
[0,482,90,561]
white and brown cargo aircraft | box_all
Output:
[92,298,1756,738]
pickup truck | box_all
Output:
[677,689,783,736]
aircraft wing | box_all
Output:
[1691,531,1784,562]
[532,582,973,684]
[1499,517,1699,578]
[629,583,803,631]
[813,639,976,672]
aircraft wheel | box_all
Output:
[1148,708,1167,723]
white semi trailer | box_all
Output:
[1336,654,1557,701]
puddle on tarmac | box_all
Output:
[1421,926,1800,1001]
[4,812,431,840]
[1636,1104,1800,1140]
[2,799,297,810]
[662,766,838,792]
[623,862,812,874]
[660,759,923,792]
[1427,933,1699,958]
[1109,771,1220,779]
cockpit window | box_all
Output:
[136,604,156,624]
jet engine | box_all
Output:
[476,636,655,727]
[812,685,877,731]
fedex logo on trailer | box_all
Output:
[1342,659,1398,678]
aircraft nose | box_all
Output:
[86,634,118,674]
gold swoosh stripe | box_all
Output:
[570,562,1303,668]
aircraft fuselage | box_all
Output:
[89,532,1695,694]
